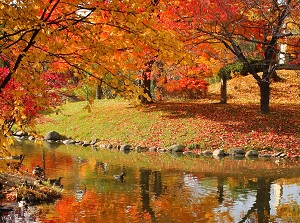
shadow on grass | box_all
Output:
[142,101,300,136]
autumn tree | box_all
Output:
[164,0,300,113]
[0,0,192,150]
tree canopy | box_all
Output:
[0,0,194,149]
[162,0,300,113]
[1,0,299,152]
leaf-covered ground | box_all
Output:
[36,71,300,155]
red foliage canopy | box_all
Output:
[0,67,66,124]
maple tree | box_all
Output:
[0,0,193,150]
[163,0,300,113]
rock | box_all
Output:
[228,148,245,156]
[158,148,167,152]
[75,141,83,145]
[213,149,226,157]
[120,144,132,151]
[148,147,157,152]
[82,141,91,147]
[28,136,35,141]
[136,146,148,152]
[90,139,99,145]
[168,144,185,153]
[63,139,76,145]
[44,131,63,141]
[203,150,213,156]
[13,130,28,137]
[280,153,287,158]
[245,150,259,157]
[98,144,106,149]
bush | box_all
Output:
[159,77,209,100]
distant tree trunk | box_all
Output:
[139,71,153,103]
[139,59,156,104]
[220,74,227,104]
[259,68,271,114]
[95,79,103,100]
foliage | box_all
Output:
[160,77,209,99]
[217,57,265,79]
[217,60,244,79]
[36,71,300,154]
[0,67,66,125]
[0,0,197,151]
[162,0,300,113]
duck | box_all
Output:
[11,154,25,161]
[49,177,63,187]
[114,166,126,181]
[113,172,125,181]
[18,198,28,208]
[32,165,44,178]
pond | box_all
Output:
[1,140,300,222]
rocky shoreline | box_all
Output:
[13,130,299,160]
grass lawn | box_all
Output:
[36,71,300,154]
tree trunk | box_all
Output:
[139,59,155,104]
[220,74,227,104]
[140,73,152,103]
[259,77,270,114]
[95,80,103,100]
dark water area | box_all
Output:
[1,140,300,222]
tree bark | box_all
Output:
[139,59,155,103]
[95,80,103,100]
[139,72,153,103]
[220,74,227,104]
[259,77,270,114]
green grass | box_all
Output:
[36,71,300,153]
[36,99,160,145]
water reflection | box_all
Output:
[2,140,300,222]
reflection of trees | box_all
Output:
[217,177,224,204]
[16,142,300,223]
[237,178,272,223]
[152,171,163,197]
[139,169,163,222]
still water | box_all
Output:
[1,140,300,223]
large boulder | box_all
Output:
[245,150,259,157]
[44,131,63,141]
[168,144,185,153]
[213,149,226,157]
[228,148,246,156]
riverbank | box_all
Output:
[35,71,300,156]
